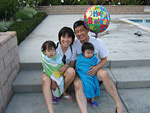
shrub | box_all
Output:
[0,0,43,20]
[143,0,150,5]
[13,8,37,21]
[0,20,13,32]
[124,0,144,5]
[62,0,77,5]
[8,12,47,45]
[40,0,51,5]
[0,0,18,20]
[50,0,62,5]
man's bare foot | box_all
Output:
[116,104,123,113]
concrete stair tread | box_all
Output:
[13,66,150,93]
[13,68,115,93]
[13,70,43,93]
[111,66,150,88]
[13,70,42,85]
[4,91,127,113]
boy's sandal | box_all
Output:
[63,94,73,102]
[52,97,58,104]
[57,96,62,100]
[87,98,90,104]
[91,101,98,107]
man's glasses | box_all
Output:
[62,55,66,64]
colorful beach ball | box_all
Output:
[84,5,110,38]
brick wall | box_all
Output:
[37,5,150,15]
[0,31,20,113]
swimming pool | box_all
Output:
[119,18,150,32]
[129,19,150,27]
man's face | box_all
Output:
[74,25,89,43]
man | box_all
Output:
[72,20,123,113]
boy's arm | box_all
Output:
[87,57,107,76]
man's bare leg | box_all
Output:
[41,74,54,113]
[74,78,88,113]
[97,69,123,113]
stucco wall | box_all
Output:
[0,31,20,113]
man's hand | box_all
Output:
[59,64,69,72]
[51,80,58,91]
[87,66,99,77]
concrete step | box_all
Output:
[13,66,150,93]
[13,70,43,93]
[19,61,110,70]
[12,68,111,93]
[13,68,115,93]
[111,66,150,89]
[19,58,150,70]
[4,91,127,113]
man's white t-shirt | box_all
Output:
[56,43,76,64]
[72,36,109,63]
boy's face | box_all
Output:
[74,25,89,43]
[60,34,72,48]
[83,49,94,58]
[45,47,56,58]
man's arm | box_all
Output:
[87,57,107,76]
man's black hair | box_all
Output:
[58,27,75,45]
[73,20,87,31]
[41,40,56,52]
[82,42,94,53]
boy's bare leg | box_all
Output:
[97,69,123,113]
[74,78,88,113]
[41,74,55,113]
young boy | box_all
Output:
[41,40,64,100]
[76,42,100,107]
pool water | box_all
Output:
[129,19,150,27]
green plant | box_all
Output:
[62,0,77,5]
[49,0,62,5]
[142,0,150,5]
[124,0,143,5]
[16,0,42,9]
[0,20,13,32]
[13,8,37,21]
[0,0,18,20]
[40,0,51,5]
[100,0,116,5]
[8,12,47,45]
[78,0,89,5]
[0,0,42,20]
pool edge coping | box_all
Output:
[119,18,150,32]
